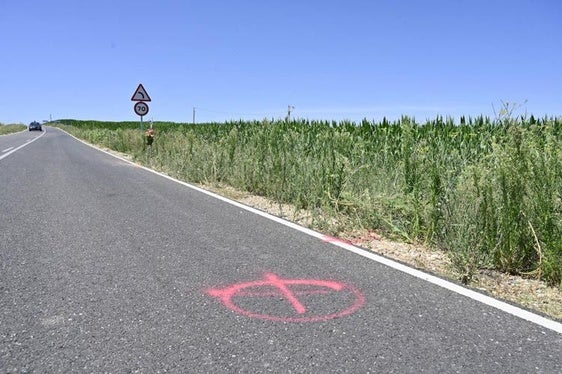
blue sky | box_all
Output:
[1,0,560,124]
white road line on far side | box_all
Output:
[55,127,562,335]
[2,147,14,153]
[0,130,46,161]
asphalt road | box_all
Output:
[1,127,561,373]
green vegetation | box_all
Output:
[0,123,27,135]
[57,116,562,287]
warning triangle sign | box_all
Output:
[131,84,151,102]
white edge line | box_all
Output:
[2,147,15,153]
[0,130,46,161]
[55,127,562,334]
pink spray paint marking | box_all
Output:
[264,273,307,314]
[322,235,353,246]
[207,272,365,322]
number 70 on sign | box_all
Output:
[134,101,149,116]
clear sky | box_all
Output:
[1,0,560,124]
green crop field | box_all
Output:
[57,116,562,287]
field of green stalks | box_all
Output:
[57,116,562,287]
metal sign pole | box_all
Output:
[140,115,144,131]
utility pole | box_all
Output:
[193,107,196,124]
[287,105,295,121]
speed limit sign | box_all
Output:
[134,101,149,116]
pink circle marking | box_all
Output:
[207,273,365,322]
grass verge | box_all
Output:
[0,124,27,135]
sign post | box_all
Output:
[131,84,151,131]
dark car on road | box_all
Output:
[29,121,42,131]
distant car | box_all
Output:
[29,121,42,131]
